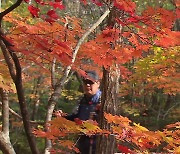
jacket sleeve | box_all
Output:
[65,104,79,121]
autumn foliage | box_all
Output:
[3,14,83,67]
[0,0,179,153]
[34,112,180,153]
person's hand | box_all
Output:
[54,110,67,117]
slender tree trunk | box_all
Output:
[96,3,122,153]
[44,82,64,154]
[97,66,120,154]
[0,40,39,154]
[0,132,15,154]
[31,77,42,121]
[164,94,172,111]
[0,88,16,154]
[15,60,39,154]
[0,0,39,153]
[1,89,10,137]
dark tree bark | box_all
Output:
[96,66,120,154]
[96,3,122,153]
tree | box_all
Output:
[0,0,39,153]
[0,0,179,153]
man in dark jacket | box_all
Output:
[66,70,101,154]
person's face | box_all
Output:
[83,79,100,96]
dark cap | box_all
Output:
[83,70,99,82]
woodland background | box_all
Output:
[0,0,179,154]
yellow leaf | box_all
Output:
[80,120,101,135]
[133,123,149,131]
[0,75,16,93]
[175,146,180,153]
[158,131,174,146]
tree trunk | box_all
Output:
[0,40,39,154]
[0,88,16,154]
[15,68,40,154]
[0,132,15,154]
[31,76,42,121]
[0,89,10,137]
[96,3,122,153]
[0,0,39,153]
[97,66,120,154]
[44,83,64,154]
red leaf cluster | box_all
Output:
[49,2,65,10]
[114,0,136,13]
[28,5,40,17]
[47,10,59,20]
[117,144,132,153]
[80,0,87,5]
[91,0,103,6]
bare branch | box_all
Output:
[0,101,44,125]
[51,58,57,89]
[163,102,180,119]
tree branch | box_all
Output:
[51,58,56,90]
[0,40,16,80]
[163,102,180,120]
[0,0,23,23]
[0,101,44,125]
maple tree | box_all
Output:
[120,46,180,96]
[0,0,179,153]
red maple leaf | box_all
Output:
[117,144,132,153]
[34,0,41,3]
[44,17,56,24]
[91,0,103,6]
[47,10,59,20]
[176,8,180,18]
[114,0,136,13]
[49,2,65,10]
[80,0,87,5]
[28,5,40,17]
[126,17,139,23]
[54,40,70,50]
[116,18,127,26]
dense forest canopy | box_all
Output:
[0,0,179,153]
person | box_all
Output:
[66,70,101,154]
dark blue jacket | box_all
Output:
[66,90,101,154]
[66,90,101,121]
